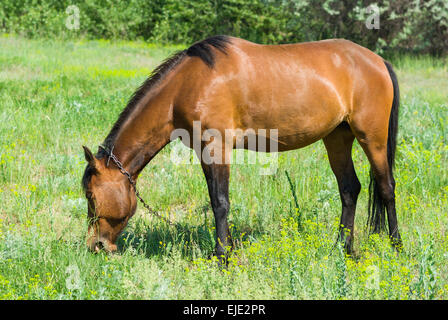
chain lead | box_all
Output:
[98,145,180,227]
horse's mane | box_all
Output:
[100,35,231,156]
[82,35,231,190]
[100,50,187,156]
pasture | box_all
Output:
[0,34,447,299]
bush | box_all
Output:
[0,0,447,55]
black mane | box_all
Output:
[82,36,231,190]
[102,35,231,152]
[186,35,230,68]
[101,50,186,155]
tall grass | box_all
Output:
[0,35,447,299]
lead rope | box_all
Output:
[98,145,183,229]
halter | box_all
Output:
[98,145,179,227]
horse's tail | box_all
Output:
[367,60,400,233]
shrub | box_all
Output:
[0,0,447,54]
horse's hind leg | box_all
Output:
[356,138,402,248]
[323,122,361,254]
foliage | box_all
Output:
[0,0,447,54]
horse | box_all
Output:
[82,35,402,262]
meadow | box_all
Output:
[0,34,447,299]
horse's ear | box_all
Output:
[83,146,96,167]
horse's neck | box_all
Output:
[112,92,174,179]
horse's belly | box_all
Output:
[236,100,345,152]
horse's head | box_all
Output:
[82,146,137,253]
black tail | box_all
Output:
[367,60,400,233]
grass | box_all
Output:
[0,34,447,300]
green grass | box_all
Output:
[0,34,447,299]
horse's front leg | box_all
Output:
[201,161,232,265]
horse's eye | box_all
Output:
[86,191,93,199]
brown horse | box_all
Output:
[82,35,401,260]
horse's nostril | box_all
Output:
[92,240,104,253]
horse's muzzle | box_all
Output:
[87,237,117,253]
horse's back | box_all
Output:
[174,37,393,151]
